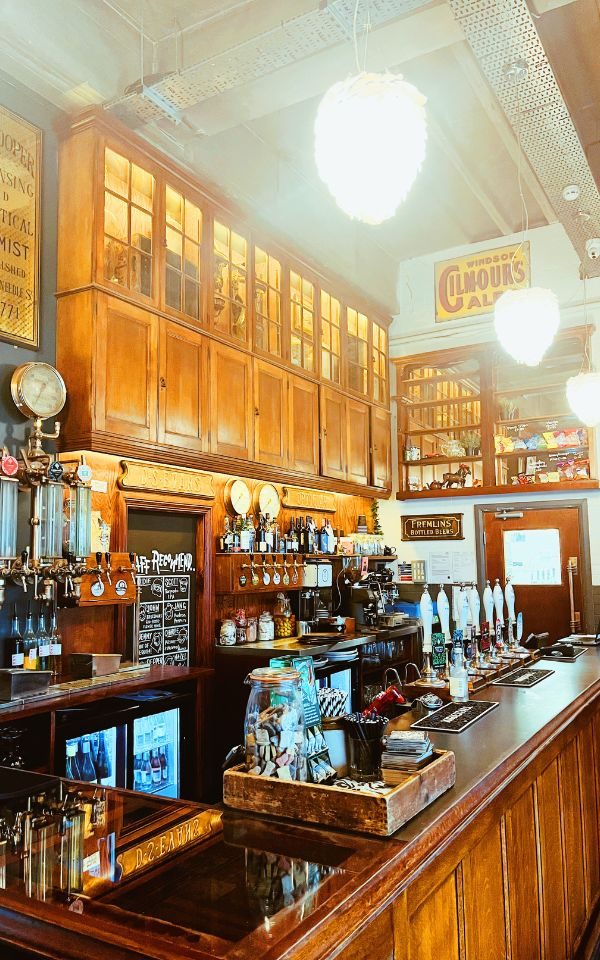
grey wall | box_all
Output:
[0,71,63,453]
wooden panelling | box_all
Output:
[409,872,461,960]
[321,386,347,482]
[347,398,370,487]
[536,759,568,960]
[505,787,542,960]
[158,319,207,451]
[288,374,319,476]
[209,342,253,460]
[254,359,288,469]
[57,127,97,292]
[371,406,392,490]
[462,823,507,960]
[559,736,587,948]
[577,727,600,915]
[336,906,394,960]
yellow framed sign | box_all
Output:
[435,242,530,323]
[0,105,41,348]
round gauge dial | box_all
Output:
[11,363,67,420]
[225,478,252,516]
[256,483,281,518]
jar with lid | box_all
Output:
[258,611,274,642]
[245,616,257,645]
[273,593,295,639]
[219,619,237,646]
[244,667,306,781]
[235,608,247,645]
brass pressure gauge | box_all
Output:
[11,362,66,420]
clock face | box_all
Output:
[227,478,252,516]
[11,363,66,419]
[257,483,281,518]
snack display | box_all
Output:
[244,668,307,781]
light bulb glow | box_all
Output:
[494,287,560,366]
[314,72,427,225]
[566,372,600,427]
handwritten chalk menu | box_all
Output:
[136,551,194,666]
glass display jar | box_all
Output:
[258,611,274,642]
[273,593,295,639]
[219,619,237,646]
[244,667,306,781]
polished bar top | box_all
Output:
[215,623,417,657]
[0,649,598,960]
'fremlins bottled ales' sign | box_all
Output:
[435,241,530,323]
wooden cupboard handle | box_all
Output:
[160,377,167,388]
[255,407,259,416]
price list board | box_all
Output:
[136,552,194,666]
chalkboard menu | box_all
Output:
[136,551,194,666]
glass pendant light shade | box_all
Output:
[494,287,560,366]
[566,372,600,427]
[314,72,427,225]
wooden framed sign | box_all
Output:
[0,105,41,348]
[401,514,464,541]
[435,241,530,323]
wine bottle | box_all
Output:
[22,606,38,671]
[48,609,62,680]
[319,518,328,554]
[8,605,24,669]
[79,738,97,782]
[36,609,50,671]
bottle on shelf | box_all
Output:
[256,515,267,553]
[319,518,328,554]
[159,745,168,782]
[265,514,274,552]
[297,517,307,554]
[306,516,315,554]
[133,754,144,790]
[79,737,97,782]
[22,605,38,671]
[325,519,336,554]
[290,517,299,554]
[219,516,230,552]
[7,605,24,669]
[35,608,50,672]
[94,731,111,783]
[66,742,81,780]
[449,632,469,703]
[239,513,252,552]
[48,609,62,680]
[150,748,161,786]
[142,751,152,790]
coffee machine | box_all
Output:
[347,582,384,627]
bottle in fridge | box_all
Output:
[130,708,180,799]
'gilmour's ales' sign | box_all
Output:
[0,105,41,347]
[401,514,464,541]
[435,242,530,322]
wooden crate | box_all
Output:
[223,749,455,837]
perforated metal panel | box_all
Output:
[448,0,600,276]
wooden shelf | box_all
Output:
[403,423,482,437]
[495,446,588,457]
[495,414,582,426]
[402,454,482,467]
[397,479,598,500]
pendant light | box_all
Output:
[494,61,559,365]
[313,4,426,225]
[566,273,600,426]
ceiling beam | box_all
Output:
[450,42,557,226]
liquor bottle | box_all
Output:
[265,515,274,551]
[239,514,252,552]
[232,516,241,552]
[449,634,469,703]
[150,749,161,786]
[142,751,152,790]
[306,516,315,554]
[256,516,267,553]
[297,517,307,554]
[245,514,255,553]
[48,610,62,680]
[7,606,24,669]
[159,745,168,782]
[290,517,299,553]
[94,731,111,784]
[220,516,230,552]
[272,521,280,553]
[36,610,50,671]
[66,743,81,780]
[79,738,97,782]
[22,606,38,671]
[319,518,328,554]
[133,754,144,790]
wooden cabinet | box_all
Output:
[320,386,348,482]
[371,407,392,490]
[95,295,158,442]
[254,359,288,469]
[347,398,370,486]
[210,342,253,460]
[288,374,319,476]
[158,320,208,451]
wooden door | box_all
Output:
[346,398,370,486]
[320,386,347,481]
[254,359,288,469]
[482,506,586,641]
[288,374,319,476]
[95,295,158,442]
[371,406,392,490]
[209,342,253,460]
[158,320,208,451]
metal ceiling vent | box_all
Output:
[447,0,600,277]
[105,0,427,125]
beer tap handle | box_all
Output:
[104,552,112,585]
[128,552,137,585]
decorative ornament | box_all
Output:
[371,500,383,536]
[566,372,600,428]
[494,287,560,366]
[314,72,427,225]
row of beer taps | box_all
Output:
[0,550,138,604]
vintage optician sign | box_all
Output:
[0,105,41,347]
[434,241,530,323]
[401,513,464,541]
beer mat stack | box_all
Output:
[381,730,433,785]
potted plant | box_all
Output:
[462,430,481,457]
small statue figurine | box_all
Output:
[442,463,471,488]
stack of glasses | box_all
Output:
[381,730,433,785]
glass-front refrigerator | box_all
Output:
[65,727,121,788]
[131,707,180,799]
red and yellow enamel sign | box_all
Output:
[434,242,530,322]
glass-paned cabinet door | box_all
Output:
[213,219,248,342]
[494,334,592,486]
[372,321,388,403]
[254,246,282,357]
[165,186,203,322]
[321,290,341,385]
[347,308,369,395]
[290,271,315,372]
[399,357,482,493]
[104,148,154,298]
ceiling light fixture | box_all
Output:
[494,60,559,366]
[313,2,426,225]
[566,273,600,427]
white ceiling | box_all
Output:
[0,0,597,314]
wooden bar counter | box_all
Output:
[0,650,598,960]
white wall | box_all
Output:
[380,222,600,586]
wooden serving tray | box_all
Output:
[223,749,455,837]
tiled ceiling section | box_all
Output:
[0,0,597,308]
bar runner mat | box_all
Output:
[492,667,554,688]
[410,700,499,734]
[539,648,587,663]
